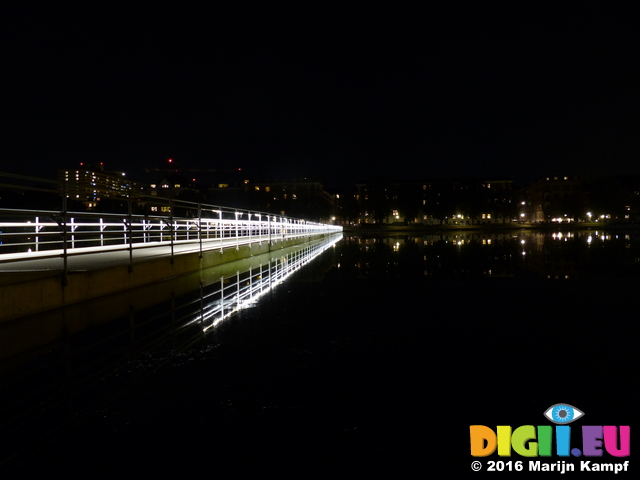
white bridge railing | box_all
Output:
[0,208,341,261]
[0,172,342,283]
[0,210,340,254]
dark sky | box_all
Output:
[3,3,640,187]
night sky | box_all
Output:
[3,3,640,187]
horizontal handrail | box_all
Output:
[0,171,341,284]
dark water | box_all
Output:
[1,230,638,475]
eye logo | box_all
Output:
[544,403,584,424]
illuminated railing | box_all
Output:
[0,172,342,272]
[0,209,339,254]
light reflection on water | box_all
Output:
[1,229,638,473]
[341,230,640,280]
[0,233,342,471]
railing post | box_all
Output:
[62,179,68,287]
[169,199,174,264]
[219,209,223,252]
[198,203,202,258]
[127,197,133,272]
[34,216,39,252]
[235,210,239,250]
[257,213,262,244]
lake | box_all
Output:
[1,229,637,475]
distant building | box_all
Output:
[583,175,640,223]
[144,174,196,216]
[327,185,358,226]
[59,166,146,210]
[353,178,515,226]
[356,182,421,225]
[238,179,334,222]
[515,176,582,223]
[420,178,514,225]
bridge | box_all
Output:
[0,172,342,322]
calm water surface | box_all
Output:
[1,230,638,474]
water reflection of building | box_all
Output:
[346,233,516,278]
[345,231,640,280]
[515,231,587,279]
[514,231,640,279]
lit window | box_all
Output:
[265,186,271,192]
[218,183,228,188]
[162,184,169,188]
[255,186,260,191]
[151,206,158,212]
[150,184,157,189]
[174,184,180,188]
[487,214,491,219]
[161,206,171,212]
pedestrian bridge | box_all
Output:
[0,203,341,323]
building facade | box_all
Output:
[59,166,147,210]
